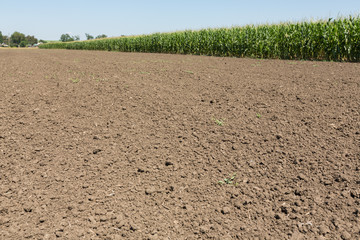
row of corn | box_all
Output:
[39,15,360,62]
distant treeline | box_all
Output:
[0,31,108,47]
[0,31,45,47]
[40,15,360,62]
[60,33,108,42]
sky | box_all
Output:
[0,0,359,41]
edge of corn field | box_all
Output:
[39,15,360,62]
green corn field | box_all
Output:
[39,15,360,62]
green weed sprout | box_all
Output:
[213,118,225,126]
[218,173,238,186]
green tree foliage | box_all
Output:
[20,41,27,47]
[25,35,38,45]
[85,33,94,40]
[96,34,107,39]
[0,31,39,47]
[60,34,80,42]
[60,34,73,42]
[3,35,9,44]
[11,31,26,45]
[60,34,74,42]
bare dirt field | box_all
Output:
[0,49,359,239]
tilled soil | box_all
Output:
[0,49,359,240]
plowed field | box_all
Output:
[0,49,359,239]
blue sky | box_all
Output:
[0,0,359,40]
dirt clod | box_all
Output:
[341,231,352,240]
[221,207,231,215]
[145,187,157,195]
[93,149,102,154]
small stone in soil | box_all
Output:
[185,205,194,211]
[93,149,102,154]
[43,234,51,240]
[165,161,173,166]
[145,187,157,195]
[341,231,352,240]
[24,207,32,213]
[221,207,231,214]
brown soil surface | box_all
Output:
[0,49,359,240]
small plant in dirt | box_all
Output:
[71,78,80,83]
[213,118,225,126]
[184,70,194,74]
[218,173,238,186]
[256,113,261,118]
[95,78,108,82]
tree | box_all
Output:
[3,35,9,43]
[11,31,26,45]
[0,31,3,43]
[60,34,74,42]
[60,34,80,42]
[85,33,94,40]
[96,34,107,39]
[20,41,27,47]
[25,35,38,45]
